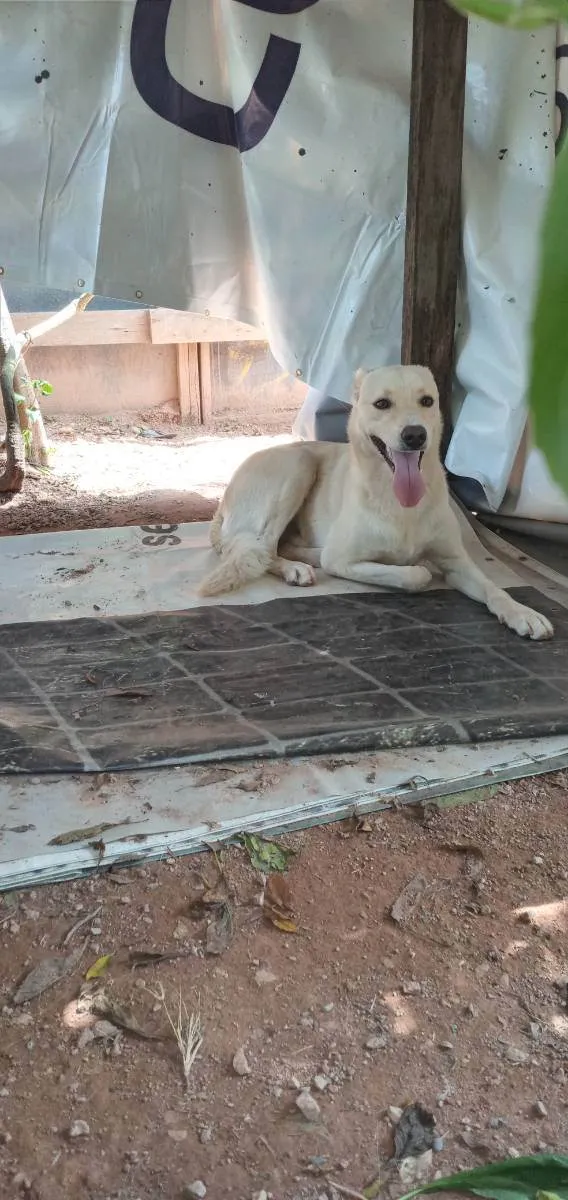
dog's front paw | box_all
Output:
[407,566,433,592]
[498,600,554,641]
[282,561,316,588]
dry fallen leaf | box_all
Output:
[206,902,234,955]
[13,941,87,1004]
[128,948,192,970]
[49,819,134,846]
[263,874,298,934]
[89,991,161,1040]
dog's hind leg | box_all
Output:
[199,449,318,597]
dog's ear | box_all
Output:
[352,368,367,404]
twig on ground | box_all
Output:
[147,983,203,1091]
[61,905,102,946]
[327,1182,368,1200]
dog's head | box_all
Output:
[348,365,442,508]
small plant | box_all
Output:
[362,1153,568,1200]
[32,378,53,396]
[147,983,203,1091]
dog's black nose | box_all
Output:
[401,424,427,451]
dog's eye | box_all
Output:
[373,397,392,410]
[419,395,435,408]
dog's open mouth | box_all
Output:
[370,435,425,508]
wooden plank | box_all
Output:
[13,308,265,348]
[13,309,151,347]
[198,343,214,423]
[150,308,264,345]
[176,343,201,424]
[402,0,468,437]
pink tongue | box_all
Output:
[390,451,425,508]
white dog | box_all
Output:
[199,365,553,641]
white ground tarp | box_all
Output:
[1,2,568,516]
[1,516,568,890]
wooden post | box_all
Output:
[198,343,214,424]
[402,0,468,442]
[176,342,201,424]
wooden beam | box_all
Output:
[402,0,468,438]
[150,308,263,345]
[176,342,201,424]
[12,308,264,348]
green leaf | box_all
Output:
[238,832,295,873]
[398,1154,568,1200]
[32,379,53,395]
[448,0,568,26]
[14,392,26,405]
[529,137,568,493]
[26,408,39,424]
[85,953,112,980]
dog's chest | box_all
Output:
[350,507,431,565]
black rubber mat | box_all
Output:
[1,586,568,774]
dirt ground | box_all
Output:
[1,774,567,1200]
[0,406,297,537]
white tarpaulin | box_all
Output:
[1,1,568,515]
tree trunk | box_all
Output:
[0,285,50,468]
[0,335,25,494]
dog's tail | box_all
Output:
[198,533,272,597]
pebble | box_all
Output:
[184,1183,207,1199]
[296,1090,321,1122]
[534,1100,547,1118]
[233,1048,251,1077]
[532,855,544,866]
[313,1074,331,1092]
[388,1106,403,1124]
[13,1173,31,1190]
[365,1035,387,1051]
[200,1125,213,1144]
[68,1119,90,1138]
[401,980,422,995]
[255,969,278,987]
[173,920,190,941]
[505,1045,529,1065]
[321,1002,334,1013]
[12,1013,33,1027]
[167,1129,188,1142]
[432,1135,445,1153]
[252,1192,268,1200]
